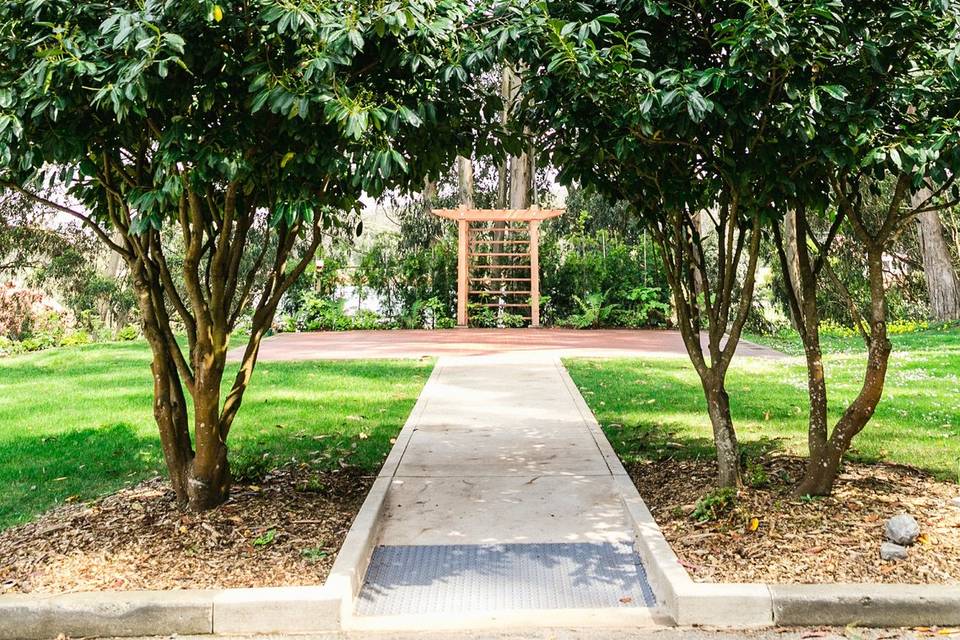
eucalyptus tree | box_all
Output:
[0,0,502,510]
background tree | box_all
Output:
[0,0,501,511]
[916,204,960,322]
[0,194,65,278]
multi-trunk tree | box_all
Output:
[765,0,960,495]
[505,0,960,492]
[0,0,502,511]
[503,0,827,487]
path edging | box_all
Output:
[560,358,960,630]
[326,360,444,625]
[0,362,446,640]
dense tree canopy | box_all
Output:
[495,0,960,490]
[0,0,504,510]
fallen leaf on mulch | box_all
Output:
[0,467,372,594]
[629,456,960,584]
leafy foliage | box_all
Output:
[0,0,508,509]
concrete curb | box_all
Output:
[555,359,631,478]
[0,590,213,639]
[331,360,445,628]
[771,584,960,627]
[560,358,960,630]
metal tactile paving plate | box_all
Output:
[355,542,656,616]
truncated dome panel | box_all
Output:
[355,542,657,616]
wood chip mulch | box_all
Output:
[630,456,960,584]
[0,467,372,594]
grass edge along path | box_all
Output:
[564,327,960,484]
[0,340,433,529]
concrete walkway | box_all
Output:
[347,352,666,628]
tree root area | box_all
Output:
[631,457,960,584]
[0,467,371,594]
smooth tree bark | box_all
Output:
[457,156,476,208]
[648,199,763,488]
[915,202,960,322]
[773,172,958,496]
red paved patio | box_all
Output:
[230,328,783,362]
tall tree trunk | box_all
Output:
[916,208,960,322]
[457,156,475,208]
[495,68,513,210]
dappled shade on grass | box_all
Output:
[0,341,432,528]
[564,328,960,481]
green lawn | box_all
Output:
[0,341,432,529]
[565,327,960,483]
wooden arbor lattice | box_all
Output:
[433,206,564,327]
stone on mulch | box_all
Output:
[0,467,371,594]
[628,456,960,584]
[880,542,909,561]
[885,514,921,546]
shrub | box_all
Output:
[746,462,770,489]
[61,331,92,347]
[561,291,620,329]
[116,324,140,341]
[0,282,42,340]
[691,487,737,523]
[351,309,383,331]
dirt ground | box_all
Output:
[631,456,960,584]
[0,466,370,594]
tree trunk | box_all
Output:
[187,354,231,510]
[457,156,475,208]
[795,247,892,495]
[783,209,804,330]
[702,374,741,487]
[650,207,763,489]
[916,208,960,322]
[495,68,513,210]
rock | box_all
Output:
[951,497,960,510]
[880,542,908,561]
[885,514,920,546]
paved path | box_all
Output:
[349,351,665,627]
[235,328,782,362]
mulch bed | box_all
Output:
[629,456,960,584]
[0,467,371,594]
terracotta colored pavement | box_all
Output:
[229,328,783,362]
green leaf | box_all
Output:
[820,85,848,101]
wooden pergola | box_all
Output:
[433,205,565,327]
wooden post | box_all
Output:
[529,218,540,328]
[457,217,469,327]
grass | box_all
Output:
[565,327,960,483]
[0,340,433,529]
